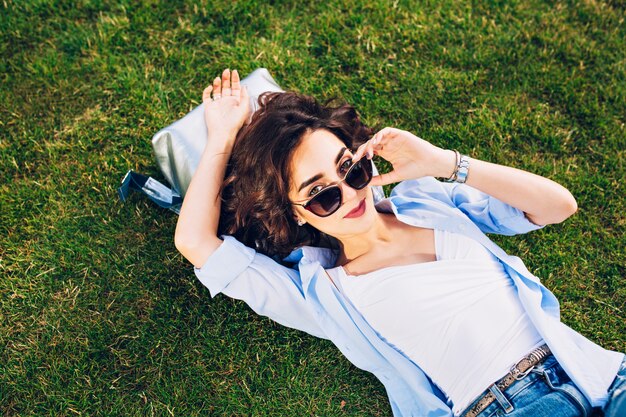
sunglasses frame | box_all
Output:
[291,157,373,218]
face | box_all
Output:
[288,129,377,240]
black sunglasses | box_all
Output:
[291,157,373,217]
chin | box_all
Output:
[314,194,377,238]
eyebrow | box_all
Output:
[297,147,348,192]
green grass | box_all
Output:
[1,0,624,415]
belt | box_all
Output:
[461,344,552,417]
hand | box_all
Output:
[352,127,456,186]
[202,68,250,144]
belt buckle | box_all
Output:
[511,363,535,381]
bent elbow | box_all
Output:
[174,231,195,261]
[559,191,578,221]
[528,193,578,226]
[565,195,578,218]
[174,229,222,267]
[548,193,578,225]
[174,225,202,258]
[174,231,190,256]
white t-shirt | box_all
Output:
[329,228,544,415]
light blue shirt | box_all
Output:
[195,176,623,416]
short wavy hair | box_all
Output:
[218,91,373,259]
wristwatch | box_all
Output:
[444,150,470,184]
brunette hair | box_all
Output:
[218,91,373,259]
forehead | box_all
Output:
[290,129,347,186]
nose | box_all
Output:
[339,179,360,202]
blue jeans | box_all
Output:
[603,356,626,417]
[470,355,626,417]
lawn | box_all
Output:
[1,0,624,415]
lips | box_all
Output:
[344,198,367,219]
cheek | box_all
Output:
[305,193,377,236]
[305,216,345,237]
[295,205,318,224]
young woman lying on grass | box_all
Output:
[174,68,625,417]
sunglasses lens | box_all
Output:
[305,186,342,217]
[300,158,373,217]
[346,159,373,189]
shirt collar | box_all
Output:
[283,245,337,268]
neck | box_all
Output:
[337,211,394,264]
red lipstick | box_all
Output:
[344,198,367,219]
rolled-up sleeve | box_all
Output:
[194,236,256,297]
[445,181,545,235]
[392,177,545,236]
[194,236,327,339]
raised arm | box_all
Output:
[175,69,250,268]
[353,127,577,226]
[443,156,577,226]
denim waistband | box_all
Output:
[461,355,593,417]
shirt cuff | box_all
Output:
[489,196,546,234]
[193,235,255,297]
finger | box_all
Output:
[240,84,249,103]
[371,131,382,145]
[202,85,213,102]
[372,127,396,145]
[231,69,241,98]
[353,139,377,161]
[352,142,370,162]
[366,140,378,159]
[213,76,222,97]
[222,68,232,96]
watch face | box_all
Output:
[456,155,470,183]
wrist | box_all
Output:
[432,149,458,178]
[439,150,470,183]
[205,130,237,153]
